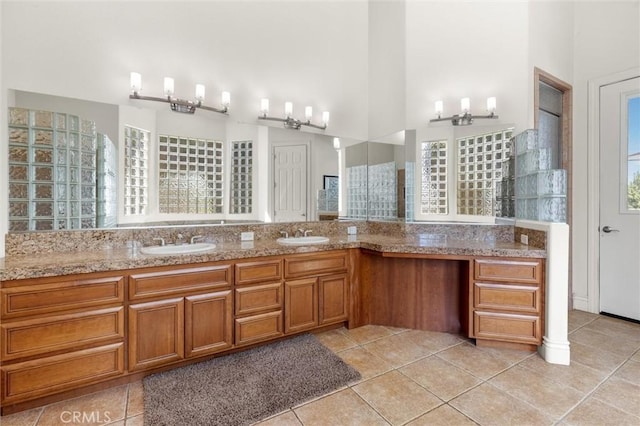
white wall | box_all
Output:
[572,1,640,310]
[405,1,530,132]
[0,1,5,256]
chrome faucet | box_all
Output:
[191,235,205,244]
[295,229,305,238]
[175,233,185,245]
[280,231,289,238]
[304,230,313,237]
[152,237,165,246]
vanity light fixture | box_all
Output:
[258,98,329,130]
[430,97,498,126]
[129,72,230,115]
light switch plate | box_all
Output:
[520,234,529,245]
[241,232,254,241]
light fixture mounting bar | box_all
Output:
[257,114,327,130]
[129,92,228,115]
[430,112,498,126]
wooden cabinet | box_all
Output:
[470,258,544,349]
[127,263,233,371]
[234,257,284,346]
[283,251,349,335]
[0,272,126,407]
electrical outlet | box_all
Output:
[347,226,357,235]
[241,232,254,241]
[520,234,529,245]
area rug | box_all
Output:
[143,333,361,426]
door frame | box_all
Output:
[587,67,640,314]
[269,140,311,222]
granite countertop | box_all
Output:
[0,234,546,282]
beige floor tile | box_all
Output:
[570,328,640,357]
[568,309,599,333]
[592,376,640,417]
[490,365,585,420]
[125,381,144,418]
[294,388,389,426]
[125,414,144,426]
[450,383,554,426]
[583,317,640,343]
[314,327,358,353]
[399,356,481,401]
[0,407,42,426]
[615,359,640,385]
[353,370,442,425]
[337,346,394,381]
[403,329,465,353]
[362,332,433,368]
[435,342,515,380]
[561,397,640,426]
[383,326,410,335]
[633,351,640,362]
[254,410,302,426]
[570,341,628,374]
[406,404,476,426]
[519,354,608,394]
[341,324,394,345]
[37,385,127,426]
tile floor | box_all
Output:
[2,310,639,426]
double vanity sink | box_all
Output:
[140,235,330,255]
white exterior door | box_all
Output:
[599,76,640,321]
[273,145,307,222]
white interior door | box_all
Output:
[599,76,640,321]
[273,145,307,222]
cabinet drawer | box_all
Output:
[474,259,542,284]
[235,282,283,316]
[235,311,283,346]
[1,276,125,319]
[473,311,541,345]
[1,307,124,361]
[1,343,124,404]
[284,251,348,278]
[235,259,282,285]
[473,283,540,314]
[129,264,231,300]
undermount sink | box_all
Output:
[276,236,330,245]
[140,242,216,255]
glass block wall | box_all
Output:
[368,161,397,219]
[514,129,567,222]
[456,128,513,216]
[346,164,367,219]
[123,126,149,216]
[229,140,253,214]
[97,134,118,228]
[158,135,224,214]
[420,140,448,215]
[8,107,99,231]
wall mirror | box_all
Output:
[6,90,342,232]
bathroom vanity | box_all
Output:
[0,226,546,414]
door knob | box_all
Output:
[601,226,619,233]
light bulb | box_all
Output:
[305,106,313,121]
[322,111,330,125]
[260,98,269,115]
[163,77,174,97]
[434,100,443,117]
[487,97,497,113]
[195,84,205,101]
[460,98,470,114]
[221,91,231,107]
[285,102,293,118]
[130,72,142,93]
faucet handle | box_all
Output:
[152,237,165,246]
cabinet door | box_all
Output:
[128,298,184,371]
[319,274,348,325]
[185,291,233,358]
[284,278,318,333]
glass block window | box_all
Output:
[123,126,149,216]
[8,107,98,231]
[229,140,253,214]
[420,140,448,215]
[368,161,397,219]
[456,129,513,216]
[346,165,367,219]
[158,135,224,214]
